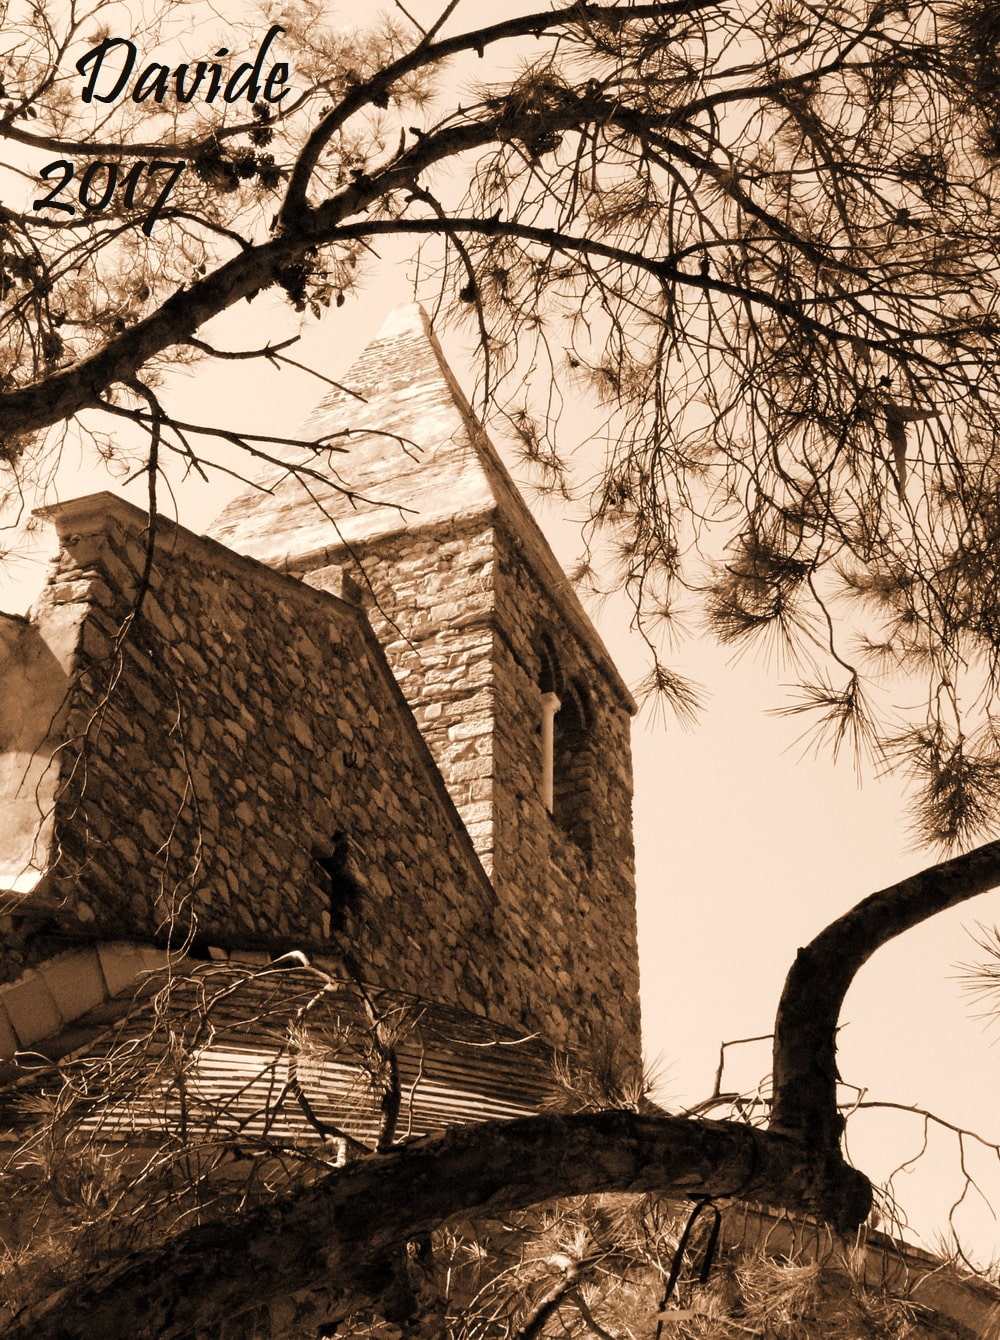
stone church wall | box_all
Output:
[489,518,641,1068]
[200,304,644,1070]
[303,513,499,870]
[302,512,641,1072]
[5,494,504,1021]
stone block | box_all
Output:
[80,620,115,661]
[1,975,62,1046]
[286,718,313,750]
[459,801,492,825]
[138,594,175,641]
[181,645,209,677]
[138,948,171,975]
[234,800,256,827]
[447,717,492,741]
[137,809,163,844]
[39,948,107,1021]
[97,942,149,998]
[43,578,94,607]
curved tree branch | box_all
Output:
[0,88,315,161]
[0,236,303,443]
[770,838,1000,1149]
[278,0,719,222]
[0,1111,869,1340]
[0,96,952,449]
[3,716,998,1339]
[337,215,964,360]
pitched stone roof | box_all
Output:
[206,304,634,710]
[207,304,521,561]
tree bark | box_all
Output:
[0,1112,869,1340]
[0,238,303,443]
[770,838,1000,1148]
[10,840,1000,1336]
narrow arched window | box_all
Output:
[552,682,594,857]
[537,635,562,814]
[536,636,593,857]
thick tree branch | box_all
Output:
[0,87,315,161]
[770,838,1000,1149]
[340,215,965,363]
[0,1111,869,1340]
[278,0,720,222]
[0,236,303,442]
[0,95,653,440]
[1,68,971,447]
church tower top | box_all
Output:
[206,303,633,711]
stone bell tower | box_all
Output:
[207,305,640,1062]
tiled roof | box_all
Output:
[3,960,563,1153]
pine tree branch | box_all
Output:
[278,0,721,222]
[770,839,1000,1148]
[0,1111,870,1340]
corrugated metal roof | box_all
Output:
[4,962,563,1153]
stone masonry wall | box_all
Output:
[0,609,76,899]
[490,518,641,1073]
[6,495,503,1022]
[302,513,641,1072]
[303,513,499,874]
[200,304,642,1070]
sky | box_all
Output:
[3,0,1000,1270]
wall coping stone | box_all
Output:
[0,942,176,1058]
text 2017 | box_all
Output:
[32,159,186,236]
